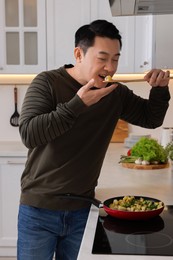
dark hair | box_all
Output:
[75,19,122,54]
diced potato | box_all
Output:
[109,196,163,212]
[105,75,112,81]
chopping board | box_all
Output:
[121,162,170,170]
[111,120,128,143]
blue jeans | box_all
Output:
[17,204,90,260]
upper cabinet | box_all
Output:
[46,0,91,71]
[90,0,173,72]
[90,0,153,73]
[0,0,46,73]
[47,0,154,73]
[46,0,153,73]
[0,0,173,74]
[153,14,173,70]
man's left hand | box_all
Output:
[144,69,170,87]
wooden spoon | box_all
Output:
[103,75,173,83]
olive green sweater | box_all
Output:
[19,65,170,210]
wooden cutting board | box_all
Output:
[121,162,170,170]
[111,120,128,143]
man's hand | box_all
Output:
[144,69,170,87]
[77,79,118,106]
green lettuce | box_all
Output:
[131,137,167,163]
[165,142,173,160]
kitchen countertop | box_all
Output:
[0,141,27,157]
[0,141,173,259]
[77,143,173,260]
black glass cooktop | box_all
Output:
[92,206,173,256]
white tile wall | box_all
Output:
[127,80,173,141]
[0,80,173,142]
[0,85,28,141]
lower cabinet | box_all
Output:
[0,157,25,257]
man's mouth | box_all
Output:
[98,74,107,80]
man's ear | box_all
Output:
[74,47,84,63]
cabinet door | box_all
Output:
[90,0,153,73]
[154,14,173,69]
[0,159,25,257]
[90,0,136,73]
[134,15,154,73]
[0,0,46,74]
[47,0,91,70]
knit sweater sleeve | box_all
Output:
[19,72,86,149]
[119,85,170,128]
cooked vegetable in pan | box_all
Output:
[109,196,164,212]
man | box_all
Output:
[17,19,170,260]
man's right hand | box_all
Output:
[77,79,118,106]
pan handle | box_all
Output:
[56,193,102,208]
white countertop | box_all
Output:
[0,141,27,157]
[78,143,173,260]
[0,141,173,259]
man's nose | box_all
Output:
[104,61,115,72]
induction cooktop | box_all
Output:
[92,206,173,256]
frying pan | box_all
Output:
[57,194,164,220]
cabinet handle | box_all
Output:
[140,61,149,68]
[143,61,149,65]
[7,160,25,164]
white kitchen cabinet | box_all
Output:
[0,157,25,257]
[1,0,171,75]
[153,14,173,69]
[0,0,46,74]
[90,0,153,73]
[46,0,141,72]
[90,0,173,72]
[47,0,140,72]
[0,0,90,73]
[46,0,91,70]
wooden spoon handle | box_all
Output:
[103,75,173,83]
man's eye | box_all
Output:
[98,57,106,61]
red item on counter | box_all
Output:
[127,149,131,156]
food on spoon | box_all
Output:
[104,75,113,82]
[109,196,164,212]
[119,137,168,165]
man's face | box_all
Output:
[78,36,121,88]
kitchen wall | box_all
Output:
[0,85,28,141]
[0,80,172,143]
[127,80,173,142]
